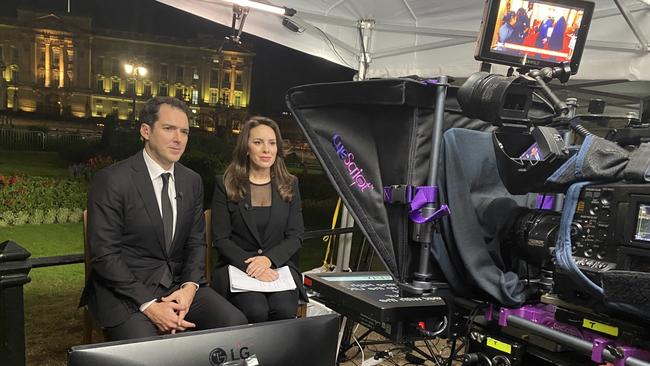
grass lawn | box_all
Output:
[0,223,85,366]
[0,150,70,177]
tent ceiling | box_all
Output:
[158,0,650,115]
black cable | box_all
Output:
[446,338,457,366]
[312,25,355,69]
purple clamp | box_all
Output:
[591,338,609,364]
[409,186,450,224]
[497,304,556,327]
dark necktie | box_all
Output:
[160,172,173,252]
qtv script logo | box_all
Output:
[331,134,374,193]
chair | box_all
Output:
[203,209,307,318]
[204,209,214,285]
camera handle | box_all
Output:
[526,61,573,117]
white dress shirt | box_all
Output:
[139,149,197,312]
[142,149,178,239]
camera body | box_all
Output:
[553,183,650,310]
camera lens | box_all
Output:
[457,72,532,125]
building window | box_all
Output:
[175,66,184,83]
[175,86,183,100]
[209,89,219,105]
[67,70,74,86]
[159,83,168,96]
[210,69,218,88]
[111,79,120,94]
[234,94,241,108]
[37,69,45,85]
[37,48,45,68]
[111,58,120,75]
[126,79,135,95]
[97,78,104,92]
[52,48,60,67]
[0,45,3,61]
[10,66,19,83]
[160,64,168,80]
[192,67,199,81]
[223,70,230,86]
[67,49,74,83]
[95,99,103,116]
[235,72,243,88]
[111,101,119,115]
[222,90,229,104]
[144,83,152,97]
[191,90,198,105]
[11,46,18,63]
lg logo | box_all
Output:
[209,347,251,365]
[209,348,228,365]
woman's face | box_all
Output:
[247,124,278,172]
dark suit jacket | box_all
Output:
[80,151,207,328]
[211,175,307,300]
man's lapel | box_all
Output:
[131,153,167,255]
[171,168,185,250]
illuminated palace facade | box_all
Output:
[0,10,254,130]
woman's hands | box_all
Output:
[244,256,279,281]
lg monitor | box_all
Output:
[68,314,339,366]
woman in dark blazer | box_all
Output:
[210,116,306,323]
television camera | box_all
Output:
[287,0,650,364]
[453,0,650,365]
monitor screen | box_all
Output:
[68,314,339,366]
[635,203,650,243]
[475,0,594,72]
[519,142,544,161]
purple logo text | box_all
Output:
[332,134,374,192]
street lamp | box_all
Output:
[124,62,147,124]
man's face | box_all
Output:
[140,104,189,170]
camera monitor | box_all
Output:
[68,314,339,366]
[635,203,650,243]
[475,0,594,73]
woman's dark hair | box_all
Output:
[139,96,191,127]
[223,116,296,202]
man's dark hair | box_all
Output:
[139,96,192,127]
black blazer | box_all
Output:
[211,175,306,300]
[80,151,207,327]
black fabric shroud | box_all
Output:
[432,128,536,306]
[287,79,445,282]
[286,79,529,305]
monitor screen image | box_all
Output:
[475,0,594,72]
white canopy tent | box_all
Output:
[157,0,650,82]
[158,0,649,272]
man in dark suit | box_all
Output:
[80,96,247,341]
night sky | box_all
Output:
[0,0,356,113]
